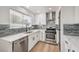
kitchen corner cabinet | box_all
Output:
[28,31,40,51]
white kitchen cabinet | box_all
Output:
[39,29,46,41]
[28,35,35,51]
[35,31,40,43]
[10,9,24,28]
[28,31,40,51]
[10,9,33,28]
[34,13,46,25]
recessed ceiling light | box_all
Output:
[49,8,52,10]
[26,6,30,8]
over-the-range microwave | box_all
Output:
[64,24,79,36]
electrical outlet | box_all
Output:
[68,49,71,52]
[72,50,75,52]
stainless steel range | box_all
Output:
[45,28,56,41]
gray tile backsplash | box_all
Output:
[32,25,46,29]
[0,24,9,30]
[64,24,79,36]
[0,24,26,37]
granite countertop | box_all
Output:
[0,30,40,42]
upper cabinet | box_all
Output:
[0,6,34,28]
[10,9,24,28]
[34,13,46,25]
[10,9,32,28]
[10,9,23,24]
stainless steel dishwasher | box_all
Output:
[13,36,28,52]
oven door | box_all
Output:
[46,32,55,39]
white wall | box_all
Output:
[0,6,10,24]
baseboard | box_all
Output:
[39,41,58,45]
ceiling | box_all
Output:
[25,6,60,14]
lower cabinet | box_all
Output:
[40,30,46,41]
[28,31,40,51]
[28,35,34,51]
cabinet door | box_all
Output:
[40,30,46,41]
[28,32,40,51]
[10,9,23,28]
[34,13,46,25]
[40,13,46,25]
[40,31,42,41]
[35,32,40,43]
[31,32,39,48]
[28,36,34,51]
[34,15,40,25]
